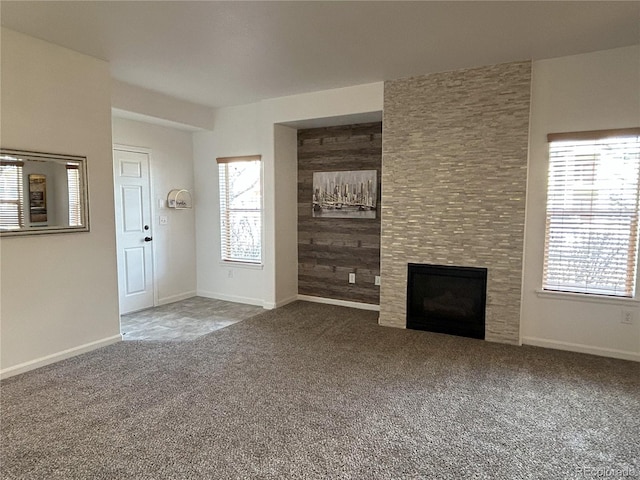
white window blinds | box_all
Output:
[217,155,262,264]
[66,165,82,226]
[543,128,640,297]
[0,161,24,230]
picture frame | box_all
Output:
[29,173,47,223]
[312,170,377,219]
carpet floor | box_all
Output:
[1,301,638,479]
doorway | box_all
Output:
[113,146,156,314]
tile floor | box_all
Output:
[120,296,265,341]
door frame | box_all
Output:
[113,143,159,313]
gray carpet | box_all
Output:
[1,301,638,479]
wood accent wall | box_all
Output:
[298,122,382,305]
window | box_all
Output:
[0,159,24,230]
[66,165,82,226]
[217,155,262,264]
[543,128,640,297]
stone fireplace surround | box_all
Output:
[378,61,532,345]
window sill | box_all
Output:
[535,289,639,306]
[219,261,264,270]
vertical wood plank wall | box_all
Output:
[297,122,382,305]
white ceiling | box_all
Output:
[2,1,638,109]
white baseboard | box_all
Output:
[264,295,298,310]
[197,290,266,308]
[521,336,639,362]
[297,295,380,311]
[0,334,122,380]
[158,291,197,306]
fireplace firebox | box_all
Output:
[406,263,487,339]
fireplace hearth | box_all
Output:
[406,263,487,339]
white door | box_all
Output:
[113,148,154,314]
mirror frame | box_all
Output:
[0,148,90,237]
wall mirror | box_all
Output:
[0,148,89,236]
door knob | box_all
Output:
[144,236,152,242]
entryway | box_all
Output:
[113,146,155,314]
[120,297,264,341]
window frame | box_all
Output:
[66,164,82,227]
[216,154,263,265]
[542,127,640,299]
[0,160,25,230]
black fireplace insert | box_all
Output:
[406,263,487,339]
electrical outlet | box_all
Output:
[348,273,356,284]
[159,215,168,225]
[621,309,635,325]
[375,275,381,286]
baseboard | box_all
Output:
[197,290,266,308]
[0,334,123,380]
[264,295,298,310]
[158,291,197,306]
[297,295,380,311]
[521,336,640,362]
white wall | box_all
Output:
[193,83,383,308]
[112,80,215,131]
[273,124,299,306]
[112,117,197,305]
[0,29,120,377]
[193,103,265,306]
[521,45,640,361]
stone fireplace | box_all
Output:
[378,61,531,345]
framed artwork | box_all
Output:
[29,174,47,223]
[312,170,377,219]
